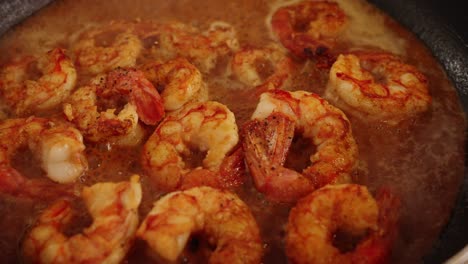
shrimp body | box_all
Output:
[140,57,208,111]
[286,184,400,264]
[72,22,142,75]
[137,186,262,263]
[0,48,77,116]
[0,117,86,198]
[325,52,431,125]
[151,21,239,73]
[231,44,296,93]
[64,67,164,145]
[142,101,240,191]
[245,90,358,201]
[23,175,142,264]
[271,1,347,65]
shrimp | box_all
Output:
[137,186,263,263]
[150,21,240,73]
[72,21,142,75]
[141,101,242,191]
[286,184,400,264]
[0,117,87,198]
[244,90,358,202]
[22,175,142,264]
[0,48,77,116]
[324,51,432,125]
[140,57,208,111]
[270,0,347,66]
[230,44,296,93]
[63,67,164,145]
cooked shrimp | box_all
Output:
[140,57,208,111]
[72,21,142,75]
[64,67,164,145]
[243,113,314,202]
[0,48,77,116]
[271,0,347,66]
[141,101,242,191]
[245,90,358,201]
[0,117,86,198]
[230,44,296,93]
[286,184,400,264]
[325,51,432,125]
[23,175,142,264]
[137,186,263,263]
[150,21,239,73]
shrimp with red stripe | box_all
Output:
[243,90,358,202]
[325,51,432,125]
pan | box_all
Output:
[0,0,467,263]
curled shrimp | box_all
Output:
[72,21,142,75]
[230,44,296,93]
[64,67,164,145]
[0,48,77,116]
[324,51,432,125]
[244,90,358,202]
[0,117,86,198]
[140,57,208,111]
[141,101,242,191]
[286,184,400,264]
[150,21,240,73]
[137,186,263,263]
[270,0,347,66]
[23,175,142,264]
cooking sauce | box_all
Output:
[0,0,465,263]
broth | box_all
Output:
[0,0,465,263]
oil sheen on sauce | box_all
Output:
[0,0,465,263]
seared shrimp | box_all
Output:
[230,44,296,93]
[244,90,358,202]
[137,186,263,263]
[23,175,142,264]
[325,52,432,125]
[140,57,208,111]
[64,67,164,145]
[0,117,87,183]
[286,184,400,264]
[0,48,77,116]
[271,0,347,66]
[141,101,241,191]
[150,21,239,73]
[72,21,142,75]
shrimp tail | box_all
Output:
[243,113,313,202]
[131,80,165,125]
[218,146,245,188]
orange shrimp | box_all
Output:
[270,0,347,67]
[230,44,296,94]
[149,21,240,73]
[72,21,142,75]
[141,101,243,191]
[140,57,208,111]
[286,184,400,264]
[243,90,358,202]
[64,67,164,145]
[325,51,432,125]
[0,117,87,199]
[137,186,263,263]
[23,175,142,264]
[0,48,76,116]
